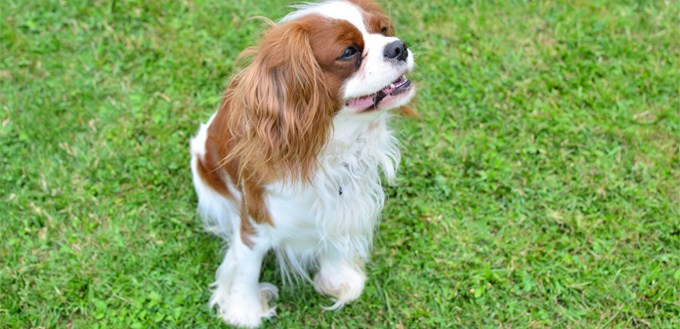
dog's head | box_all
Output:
[223,0,416,182]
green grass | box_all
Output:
[1,0,679,327]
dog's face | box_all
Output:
[281,0,416,114]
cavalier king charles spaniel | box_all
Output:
[190,0,416,326]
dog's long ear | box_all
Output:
[226,18,335,185]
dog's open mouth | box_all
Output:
[345,75,413,111]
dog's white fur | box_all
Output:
[190,1,415,327]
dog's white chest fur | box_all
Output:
[261,111,400,276]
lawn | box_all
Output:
[1,0,679,327]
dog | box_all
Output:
[190,0,416,326]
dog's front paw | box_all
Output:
[210,282,279,328]
[313,265,366,310]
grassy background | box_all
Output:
[1,0,679,327]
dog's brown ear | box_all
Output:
[225,19,335,185]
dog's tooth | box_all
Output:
[390,83,395,88]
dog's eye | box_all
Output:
[380,27,388,36]
[338,46,359,60]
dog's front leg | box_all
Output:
[210,236,278,328]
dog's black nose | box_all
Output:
[383,40,408,61]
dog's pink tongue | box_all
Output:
[346,94,375,109]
